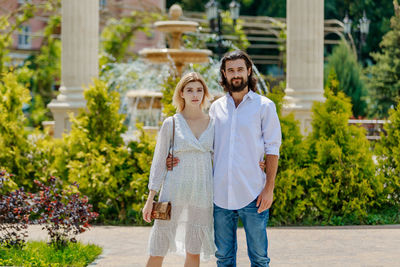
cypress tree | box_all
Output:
[306,70,382,222]
[325,40,367,117]
[367,1,400,117]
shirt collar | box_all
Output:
[226,89,255,103]
[247,90,256,100]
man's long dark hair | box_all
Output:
[219,50,258,93]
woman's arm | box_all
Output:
[142,117,173,222]
[147,117,173,192]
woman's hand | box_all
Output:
[143,190,157,223]
[142,199,154,223]
[259,161,266,172]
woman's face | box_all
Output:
[180,81,204,109]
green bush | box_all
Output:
[271,113,313,225]
[375,101,400,206]
[305,70,382,223]
[264,85,313,225]
[267,71,397,226]
[27,94,50,129]
[0,71,35,189]
[42,79,156,224]
[0,75,157,225]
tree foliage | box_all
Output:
[219,11,250,51]
[325,0,394,63]
[14,15,62,128]
[0,0,60,73]
[0,3,34,73]
[367,1,400,118]
[0,2,60,128]
[325,40,367,117]
[100,11,164,68]
[21,15,61,106]
[181,10,250,56]
[166,0,286,17]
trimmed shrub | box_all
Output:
[265,85,313,225]
[305,70,382,222]
[375,101,400,206]
[271,113,313,225]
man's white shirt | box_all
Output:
[209,90,281,210]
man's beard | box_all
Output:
[228,77,248,92]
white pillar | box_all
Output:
[283,0,325,134]
[48,0,99,138]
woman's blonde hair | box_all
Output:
[172,72,211,112]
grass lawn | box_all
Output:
[0,241,102,267]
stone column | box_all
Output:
[48,0,99,138]
[283,0,325,134]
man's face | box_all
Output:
[223,59,251,92]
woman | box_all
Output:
[142,72,215,267]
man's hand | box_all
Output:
[256,188,274,213]
[257,155,278,213]
[166,153,179,170]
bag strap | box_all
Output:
[171,116,175,171]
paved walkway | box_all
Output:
[27,225,400,267]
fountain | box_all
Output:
[139,4,212,76]
[119,3,214,139]
[116,4,269,139]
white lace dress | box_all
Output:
[147,113,216,259]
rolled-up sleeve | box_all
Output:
[148,117,172,192]
[261,101,281,156]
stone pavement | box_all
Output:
[27,225,400,267]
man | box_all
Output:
[169,50,281,266]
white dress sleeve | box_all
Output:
[148,116,173,192]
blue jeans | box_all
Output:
[214,199,270,267]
